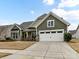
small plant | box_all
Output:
[64,33,72,42]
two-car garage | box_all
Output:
[39,29,64,41]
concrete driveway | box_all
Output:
[1,42,79,59]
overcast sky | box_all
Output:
[0,0,78,30]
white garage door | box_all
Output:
[39,29,64,41]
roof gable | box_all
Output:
[11,25,20,31]
[10,24,22,31]
[37,12,70,27]
[28,12,70,28]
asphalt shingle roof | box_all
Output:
[20,21,34,31]
[69,30,76,35]
[29,14,47,28]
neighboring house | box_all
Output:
[70,25,79,39]
[0,24,22,40]
[69,30,76,38]
[0,12,70,41]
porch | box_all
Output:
[22,31,36,41]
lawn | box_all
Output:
[0,52,11,58]
[0,41,35,50]
[68,39,79,53]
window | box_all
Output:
[40,32,44,34]
[57,31,62,33]
[51,31,56,33]
[22,32,27,39]
[11,32,18,39]
[47,20,54,27]
[46,32,50,34]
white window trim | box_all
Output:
[47,20,55,28]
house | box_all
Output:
[70,25,79,39]
[0,12,70,41]
[69,30,76,38]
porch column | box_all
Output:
[36,27,37,36]
[26,32,28,37]
[36,27,38,41]
[19,30,22,40]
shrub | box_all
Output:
[64,33,72,42]
[5,37,14,41]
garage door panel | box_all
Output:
[50,31,56,41]
[51,34,56,41]
[57,33,63,41]
[40,34,50,41]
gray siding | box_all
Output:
[37,15,67,35]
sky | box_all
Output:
[0,0,79,30]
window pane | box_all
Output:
[51,21,53,26]
[16,33,17,39]
[48,21,51,27]
[13,33,15,39]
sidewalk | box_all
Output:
[0,49,20,53]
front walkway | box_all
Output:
[1,42,79,59]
